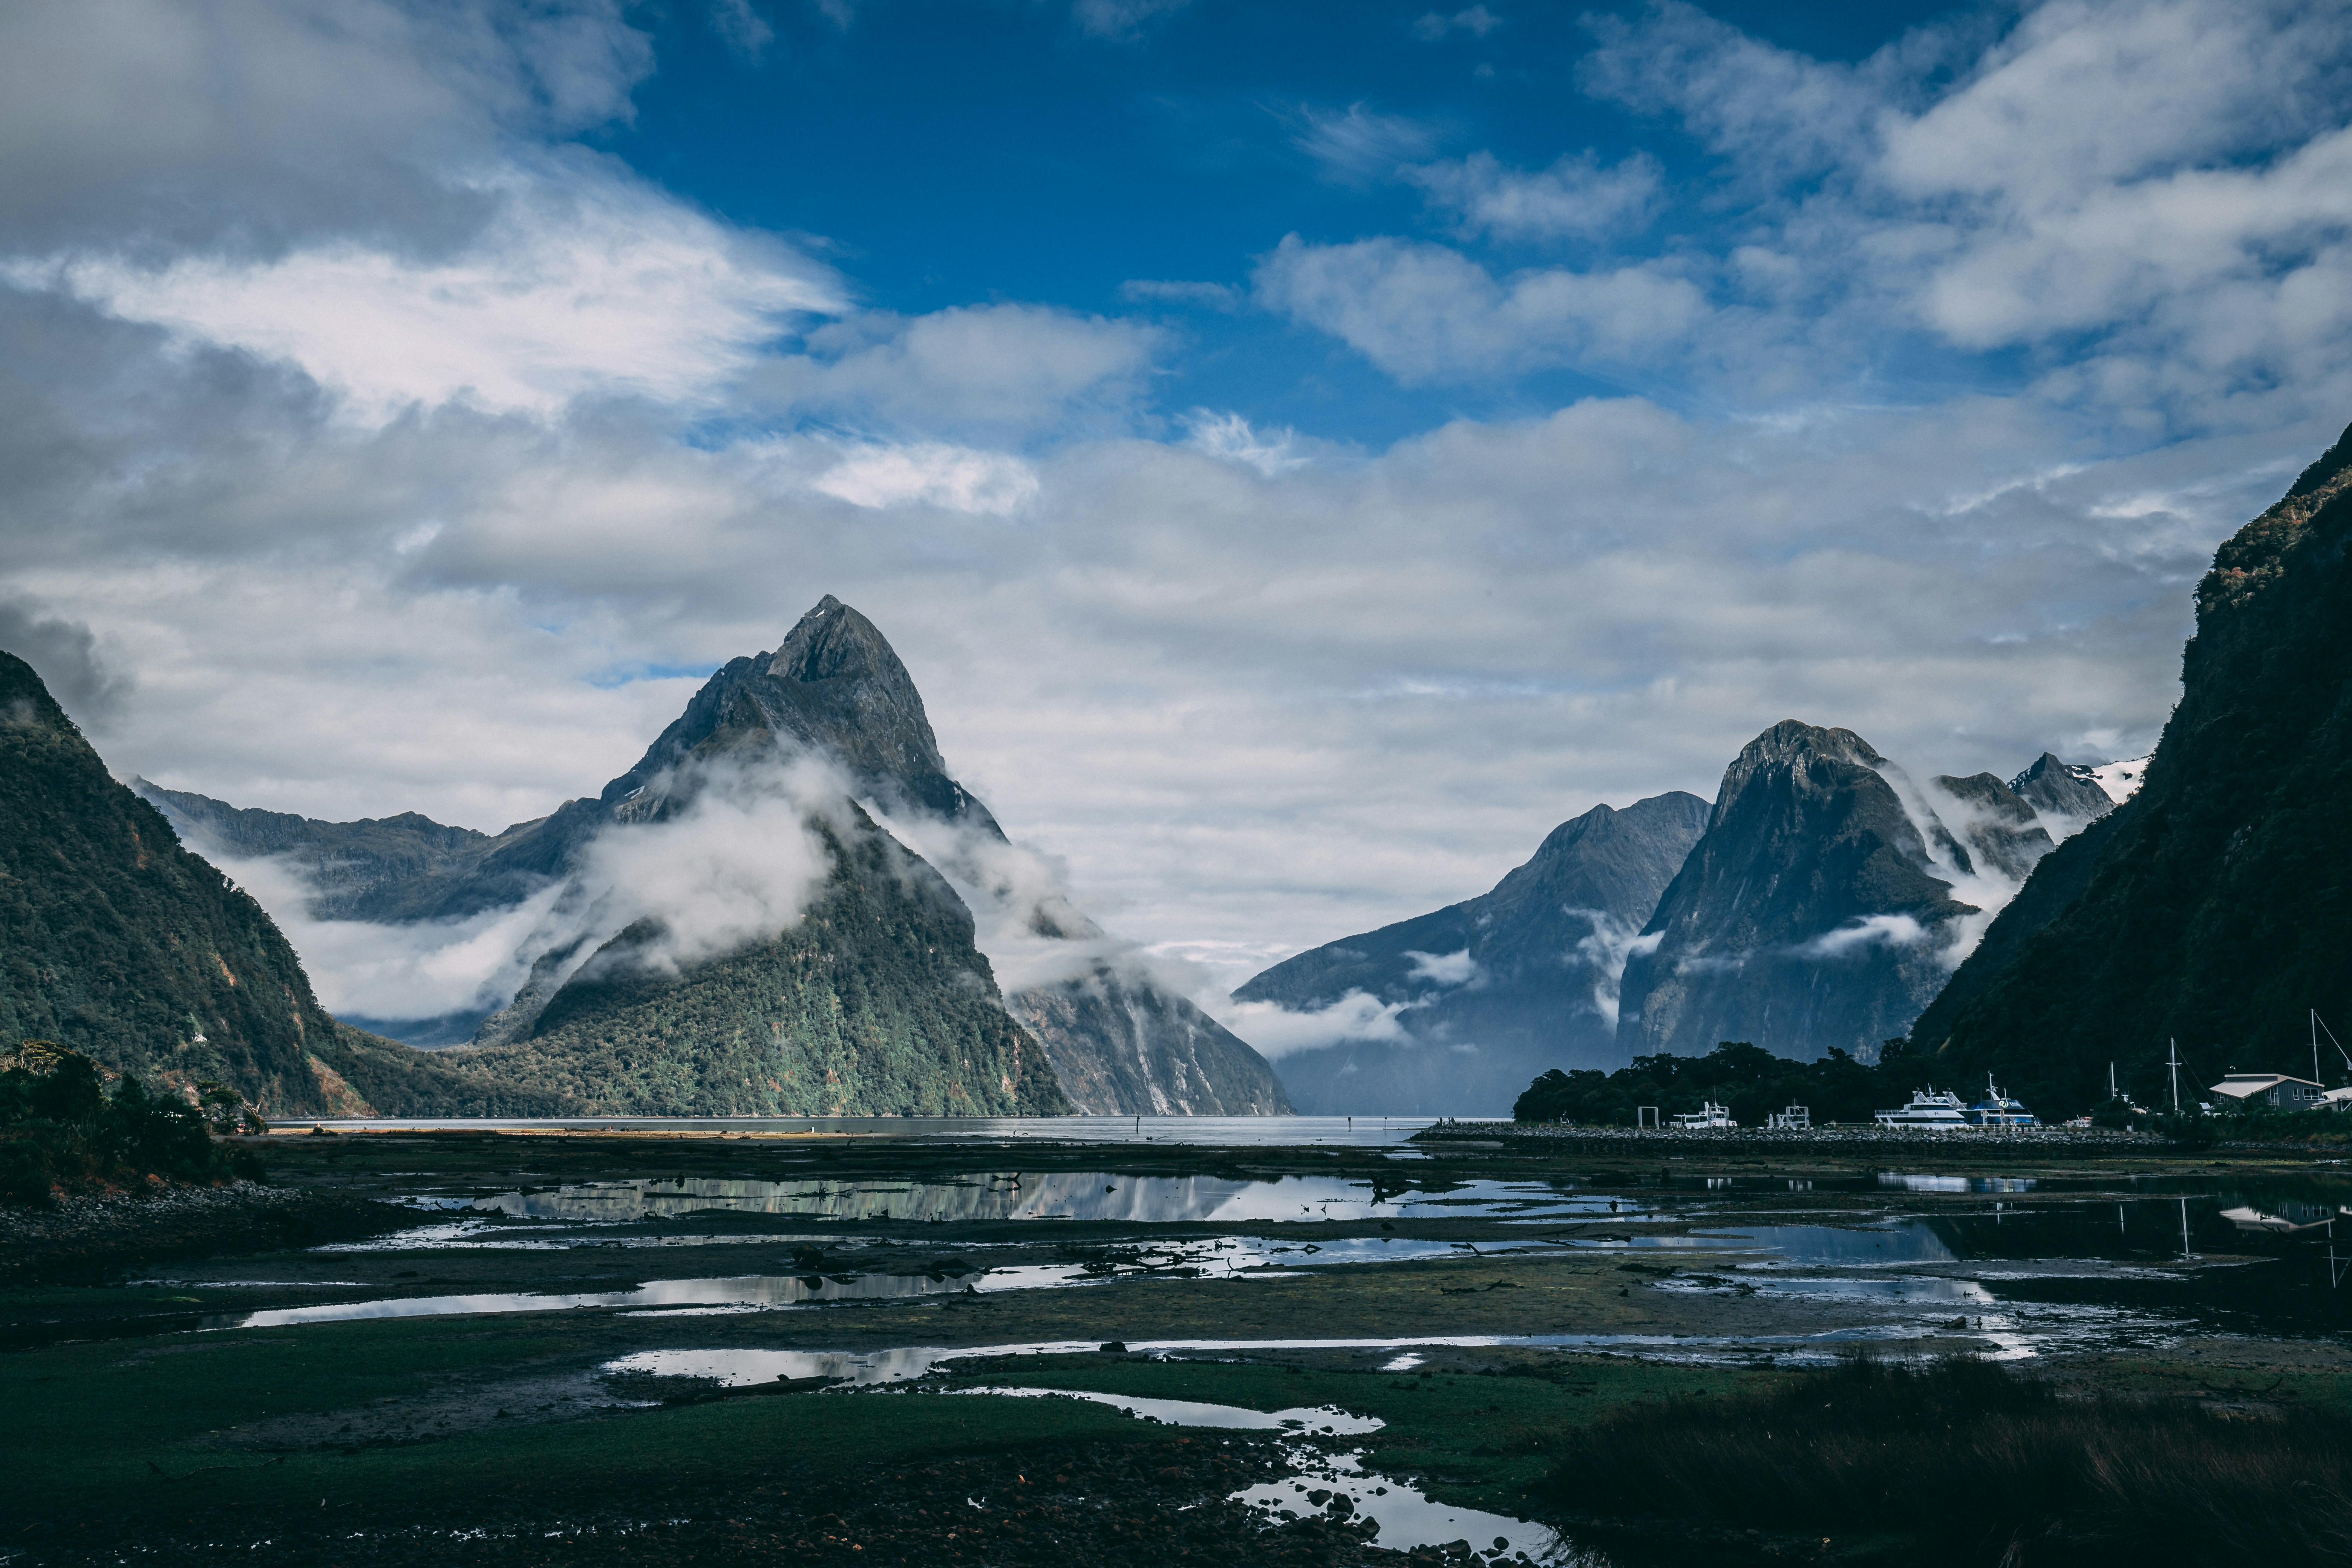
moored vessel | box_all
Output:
[1873,1088,1971,1129]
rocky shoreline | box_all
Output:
[0,1180,415,1286]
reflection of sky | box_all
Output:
[1234,1450,1569,1562]
[1726,1223,1959,1266]
[241,1235,1494,1326]
[1878,1174,2038,1193]
[464,1173,1610,1225]
[207,1272,963,1328]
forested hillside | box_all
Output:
[0,654,341,1114]
[1916,421,2352,1110]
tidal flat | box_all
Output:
[5,1125,2349,1566]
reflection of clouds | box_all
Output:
[464,1172,1607,1225]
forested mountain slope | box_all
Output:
[0,654,343,1114]
[1914,421,2352,1110]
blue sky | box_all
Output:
[2,0,2350,1024]
[609,0,1987,442]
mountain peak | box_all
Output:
[1711,720,1887,830]
[2006,751,2116,828]
[749,595,950,783]
[589,595,969,823]
[768,596,902,688]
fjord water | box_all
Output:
[270,1114,1440,1144]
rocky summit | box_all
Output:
[2008,752,2119,831]
[0,654,346,1115]
[1234,793,1709,1115]
[1613,722,1985,1063]
[147,596,1286,1118]
[1915,420,2352,1110]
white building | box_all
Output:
[2206,1073,2324,1111]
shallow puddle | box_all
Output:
[1236,1448,1591,1564]
[217,1235,1509,1329]
[943,1386,1383,1435]
[205,1272,975,1329]
[597,1351,1578,1560]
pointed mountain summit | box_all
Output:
[1233,792,1709,1114]
[0,652,348,1113]
[1615,721,1982,1061]
[2006,752,2117,830]
[148,596,1286,1116]
[1916,419,2352,1109]
[602,596,996,829]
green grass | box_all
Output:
[951,1352,1793,1513]
[0,1317,1174,1533]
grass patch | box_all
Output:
[1543,1355,2352,1566]
[954,1351,1793,1513]
[0,1317,1175,1538]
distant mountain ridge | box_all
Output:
[1233,792,1710,1114]
[1236,719,2129,1112]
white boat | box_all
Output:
[1873,1089,1971,1129]
[1965,1076,2038,1127]
[1672,1101,1737,1130]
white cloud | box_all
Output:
[1119,279,1242,311]
[1413,7,1503,43]
[707,0,776,64]
[1571,914,1659,1027]
[1402,948,1478,986]
[11,159,841,423]
[1217,992,1415,1059]
[815,443,1040,515]
[1797,913,1931,959]
[1181,411,1308,476]
[568,756,848,979]
[1254,234,1707,382]
[202,852,567,1021]
[764,304,1163,436]
[1404,150,1663,242]
[1577,0,2352,425]
[1291,103,1439,182]
[1071,0,1193,40]
[0,0,653,250]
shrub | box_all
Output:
[0,1040,259,1204]
[1544,1356,2352,1566]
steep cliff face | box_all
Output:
[1916,421,2352,1111]
[0,653,343,1113]
[1233,793,1710,1114]
[1615,723,1980,1062]
[1007,974,1291,1115]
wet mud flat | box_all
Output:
[0,1180,414,1288]
[6,1128,2350,1565]
[17,1432,1430,1568]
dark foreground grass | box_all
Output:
[1544,1356,2352,1567]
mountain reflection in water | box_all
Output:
[463,1173,1617,1225]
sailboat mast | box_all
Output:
[2169,1039,2180,1114]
